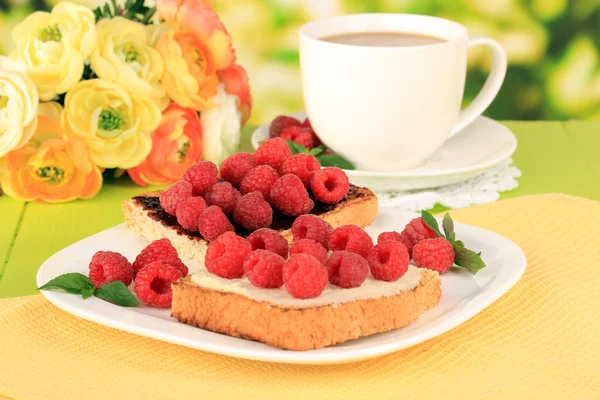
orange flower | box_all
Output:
[218,63,252,125]
[0,103,102,203]
[156,0,235,70]
[128,103,203,186]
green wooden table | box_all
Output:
[0,121,598,299]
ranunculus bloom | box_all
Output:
[61,79,161,169]
[155,0,235,70]
[218,63,252,125]
[11,2,96,100]
[0,102,102,203]
[128,103,203,186]
[201,85,242,165]
[156,29,219,111]
[90,17,167,110]
[0,57,39,158]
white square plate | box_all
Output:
[37,208,526,364]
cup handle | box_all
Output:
[449,37,507,137]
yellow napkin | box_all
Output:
[1,194,599,400]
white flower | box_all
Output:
[201,85,242,165]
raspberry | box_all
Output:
[412,238,455,274]
[368,241,410,282]
[233,192,273,230]
[133,261,182,308]
[243,250,285,288]
[401,217,437,249]
[254,138,292,173]
[291,214,333,249]
[205,181,241,215]
[269,115,301,138]
[280,126,314,149]
[88,251,133,288]
[132,238,188,278]
[302,118,312,129]
[239,165,279,202]
[283,254,328,299]
[378,231,414,257]
[183,161,219,196]
[325,251,369,288]
[290,239,328,263]
[270,174,314,216]
[247,228,289,258]
[205,231,252,279]
[328,225,373,259]
[302,118,322,147]
[175,196,207,232]
[159,180,193,216]
[280,153,321,187]
[220,152,255,187]
[310,167,349,204]
[198,205,235,242]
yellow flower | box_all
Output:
[61,79,161,169]
[0,56,39,158]
[90,17,168,110]
[11,2,96,100]
[0,102,102,203]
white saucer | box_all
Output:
[252,111,517,192]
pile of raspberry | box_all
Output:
[88,238,189,308]
[268,115,321,150]
[158,135,351,241]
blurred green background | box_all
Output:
[1,0,599,124]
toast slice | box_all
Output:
[171,268,441,351]
[122,184,378,264]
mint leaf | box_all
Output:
[81,287,95,299]
[421,211,444,238]
[308,145,327,157]
[285,140,308,155]
[317,154,355,170]
[94,281,140,307]
[442,213,455,243]
[454,246,486,275]
[454,240,465,248]
[37,273,95,295]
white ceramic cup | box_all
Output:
[299,14,507,172]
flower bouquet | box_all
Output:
[0,0,251,203]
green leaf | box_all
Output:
[37,273,95,295]
[317,154,355,170]
[285,140,308,155]
[454,240,465,248]
[81,287,95,299]
[453,246,487,275]
[420,211,444,238]
[442,213,455,243]
[94,281,140,307]
[308,145,327,157]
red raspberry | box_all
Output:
[291,214,333,249]
[205,231,252,279]
[233,192,273,230]
[412,238,455,274]
[310,167,349,204]
[401,217,437,249]
[290,239,328,263]
[198,205,234,242]
[159,180,192,216]
[88,251,133,288]
[175,196,207,232]
[183,161,219,196]
[220,152,255,187]
[132,238,188,278]
[280,126,314,149]
[270,174,314,216]
[269,115,301,138]
[378,231,415,257]
[247,228,289,258]
[325,251,369,288]
[254,138,292,173]
[133,261,182,308]
[283,254,328,299]
[302,118,322,147]
[243,250,285,288]
[328,225,373,259]
[239,165,279,202]
[205,181,241,215]
[280,153,321,187]
[368,241,410,282]
[302,118,312,129]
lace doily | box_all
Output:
[376,159,521,211]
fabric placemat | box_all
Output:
[0,194,599,400]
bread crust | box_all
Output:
[171,271,441,351]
